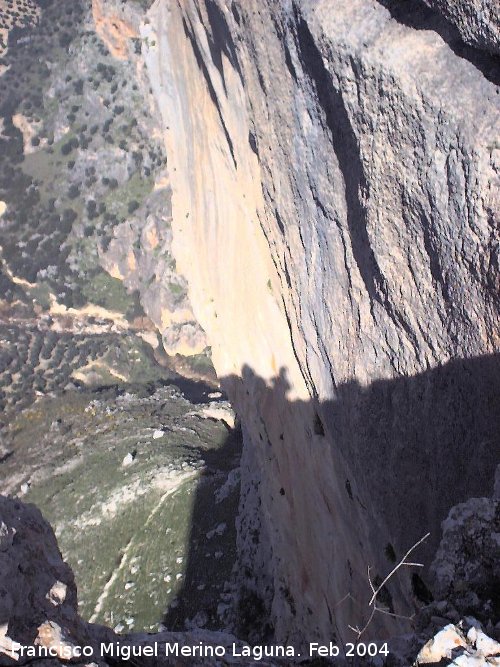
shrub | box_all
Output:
[67,184,80,199]
[61,137,79,156]
[128,200,139,214]
[62,208,77,229]
[86,200,98,219]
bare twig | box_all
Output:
[334,592,356,608]
[368,532,430,606]
[347,532,430,640]
[373,607,416,621]
[348,606,376,638]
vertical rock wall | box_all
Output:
[143,0,500,646]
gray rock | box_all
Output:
[494,464,500,500]
[0,495,87,664]
[421,0,500,55]
[143,0,500,646]
[430,496,500,618]
[0,496,278,666]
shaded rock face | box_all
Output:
[420,0,500,55]
[430,494,500,623]
[0,496,274,667]
[143,0,500,646]
[0,496,85,664]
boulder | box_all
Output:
[0,496,88,665]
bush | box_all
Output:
[67,184,80,199]
[62,208,77,228]
[61,137,79,156]
[86,200,98,219]
[59,33,72,48]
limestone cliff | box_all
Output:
[142,0,500,646]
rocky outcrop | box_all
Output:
[0,495,279,666]
[101,186,208,356]
[421,0,500,55]
[142,0,500,647]
[415,622,500,666]
[91,0,139,60]
[430,494,500,623]
[406,473,500,666]
[0,496,89,664]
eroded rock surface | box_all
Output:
[0,495,276,667]
[0,496,88,664]
[421,0,500,54]
[143,0,500,646]
[430,494,500,623]
[1,0,499,655]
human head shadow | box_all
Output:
[164,352,500,641]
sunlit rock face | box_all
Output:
[142,0,499,646]
[91,0,140,61]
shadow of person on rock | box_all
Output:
[164,352,500,645]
